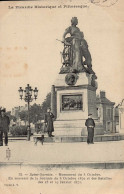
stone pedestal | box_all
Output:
[52,72,104,136]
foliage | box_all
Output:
[18,92,51,123]
[10,125,27,136]
[6,111,17,122]
[29,103,42,124]
[40,92,51,119]
[18,110,28,124]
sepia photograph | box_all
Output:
[0,0,124,193]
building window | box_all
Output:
[97,107,101,118]
[61,94,83,111]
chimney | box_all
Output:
[100,91,105,98]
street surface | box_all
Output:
[0,140,124,194]
[0,140,124,165]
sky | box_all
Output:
[0,0,124,111]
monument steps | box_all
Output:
[54,119,104,136]
[32,133,124,143]
[54,134,124,143]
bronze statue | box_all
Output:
[60,17,94,74]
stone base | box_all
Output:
[53,71,102,137]
[54,119,104,136]
[54,133,124,143]
[54,120,84,136]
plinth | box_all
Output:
[51,72,104,136]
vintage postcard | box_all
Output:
[0,0,124,194]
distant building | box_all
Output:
[11,104,28,118]
[114,106,119,133]
[118,99,124,133]
[96,91,115,133]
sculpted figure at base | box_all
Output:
[60,17,94,74]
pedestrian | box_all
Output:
[85,114,95,144]
[44,108,54,137]
[0,108,10,146]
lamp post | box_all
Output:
[18,84,38,141]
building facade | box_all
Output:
[96,91,115,133]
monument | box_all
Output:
[51,17,104,136]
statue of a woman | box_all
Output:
[62,17,93,73]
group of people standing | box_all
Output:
[0,106,95,145]
[44,108,95,144]
[0,109,10,146]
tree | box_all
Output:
[6,111,17,122]
[40,92,51,119]
[29,92,51,122]
[29,103,42,124]
[18,92,51,124]
[18,110,28,125]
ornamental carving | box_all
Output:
[65,73,78,86]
